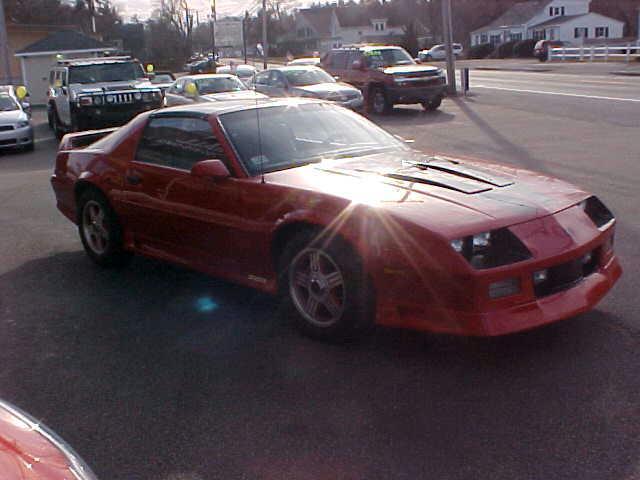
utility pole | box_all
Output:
[262,0,268,69]
[210,0,216,67]
[88,0,96,34]
[441,0,456,95]
[0,0,13,84]
[243,11,248,64]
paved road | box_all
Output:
[0,72,639,480]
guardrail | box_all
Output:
[549,44,640,63]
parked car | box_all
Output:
[216,64,257,86]
[51,98,621,341]
[321,45,447,114]
[0,398,98,479]
[535,40,570,61]
[188,58,218,74]
[418,43,463,61]
[0,92,34,152]
[287,57,322,66]
[163,74,267,107]
[149,71,176,95]
[252,66,363,109]
[0,84,31,114]
[47,56,163,139]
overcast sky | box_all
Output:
[113,0,305,20]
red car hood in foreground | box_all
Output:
[265,151,588,238]
[0,400,96,479]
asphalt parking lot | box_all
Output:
[1,70,639,480]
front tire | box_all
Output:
[279,231,372,341]
[78,189,132,268]
[422,95,442,111]
[370,87,391,115]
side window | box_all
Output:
[330,51,348,69]
[346,51,361,68]
[136,117,227,171]
[254,71,270,85]
[270,71,286,87]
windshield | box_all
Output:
[364,48,415,68]
[0,95,19,111]
[68,62,146,83]
[195,76,246,94]
[151,74,174,83]
[284,68,335,86]
[220,102,407,175]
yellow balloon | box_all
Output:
[16,86,28,99]
[185,82,198,96]
[146,64,154,73]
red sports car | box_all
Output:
[51,99,621,340]
[0,399,97,479]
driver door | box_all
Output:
[121,115,242,270]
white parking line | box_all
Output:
[473,84,640,103]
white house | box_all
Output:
[294,6,430,53]
[471,0,624,46]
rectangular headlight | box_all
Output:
[579,196,614,229]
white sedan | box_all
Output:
[418,43,463,61]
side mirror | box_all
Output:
[184,81,198,98]
[21,101,32,116]
[191,159,230,180]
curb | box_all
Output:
[610,70,640,76]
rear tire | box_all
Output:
[77,189,132,268]
[279,231,373,342]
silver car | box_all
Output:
[163,74,267,107]
[252,66,363,110]
[216,64,257,86]
[0,94,34,152]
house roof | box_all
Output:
[531,13,588,28]
[335,5,402,28]
[472,1,551,33]
[16,30,109,55]
[297,9,334,37]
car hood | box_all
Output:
[69,80,158,94]
[0,399,96,479]
[382,65,441,76]
[0,110,27,123]
[201,90,268,101]
[264,151,588,237]
[294,82,359,96]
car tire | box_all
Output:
[279,230,373,342]
[23,142,34,152]
[77,189,132,268]
[47,105,54,128]
[370,87,391,115]
[422,95,442,111]
[51,109,64,140]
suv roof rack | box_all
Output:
[56,56,134,65]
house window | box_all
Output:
[561,7,565,15]
[510,32,522,41]
[490,34,501,45]
[548,28,555,40]
[549,6,553,16]
[550,6,565,16]
[533,30,546,40]
[595,26,609,38]
[574,27,588,38]
[481,34,488,43]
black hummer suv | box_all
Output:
[47,56,163,138]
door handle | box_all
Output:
[126,173,142,185]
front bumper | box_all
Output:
[0,125,34,149]
[74,102,161,128]
[374,209,622,337]
[335,96,364,110]
[387,80,446,105]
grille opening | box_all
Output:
[534,248,600,298]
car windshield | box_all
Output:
[0,95,19,111]
[364,48,415,68]
[195,76,246,94]
[151,74,174,83]
[220,102,408,175]
[68,62,146,83]
[283,68,335,86]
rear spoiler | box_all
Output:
[59,127,118,150]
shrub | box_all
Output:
[489,40,519,58]
[468,43,493,59]
[513,39,537,58]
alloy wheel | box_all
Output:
[82,200,109,255]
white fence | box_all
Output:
[549,44,640,63]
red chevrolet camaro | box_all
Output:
[51,99,621,340]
